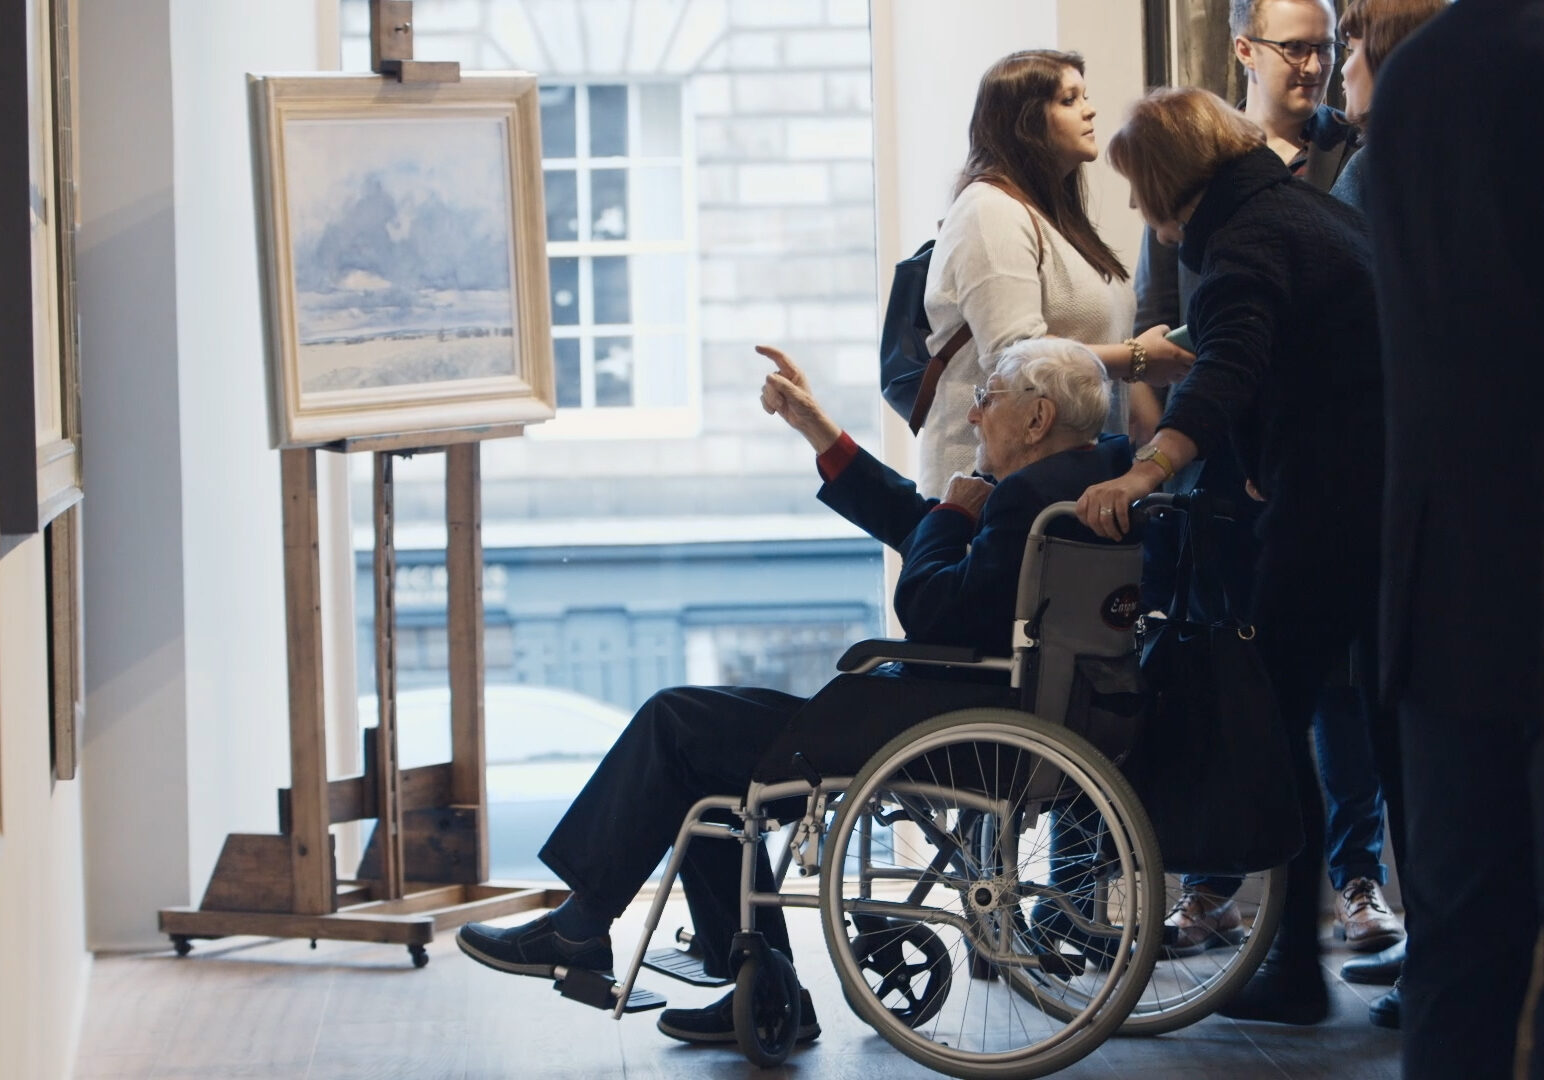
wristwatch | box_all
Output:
[1134,444,1175,481]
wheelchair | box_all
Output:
[549,499,1284,1078]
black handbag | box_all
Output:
[1126,492,1304,876]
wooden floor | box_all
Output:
[75,893,1401,1079]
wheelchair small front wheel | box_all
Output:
[849,914,953,1029]
[733,948,803,1067]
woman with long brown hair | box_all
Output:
[917,49,1193,496]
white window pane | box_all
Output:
[632,333,688,408]
[591,169,629,240]
[549,257,580,326]
[589,84,629,157]
[554,338,582,408]
[638,83,682,156]
[631,253,688,324]
[592,256,631,325]
[544,169,578,242]
[594,336,635,407]
[630,166,684,243]
[539,85,576,159]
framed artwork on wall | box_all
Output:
[1143,0,1247,98]
[1,0,82,540]
[248,72,556,448]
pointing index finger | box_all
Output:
[754,344,795,377]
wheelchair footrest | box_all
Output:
[554,966,670,1014]
[620,986,669,1013]
[643,947,732,987]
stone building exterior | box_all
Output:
[339,0,888,709]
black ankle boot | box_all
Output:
[1217,953,1330,1025]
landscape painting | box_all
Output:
[287,116,515,393]
[250,73,555,447]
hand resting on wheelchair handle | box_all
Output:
[455,336,1139,1065]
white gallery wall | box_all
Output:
[0,537,90,1080]
[77,0,323,951]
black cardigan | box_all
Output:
[1159,146,1384,559]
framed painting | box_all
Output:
[248,72,555,448]
[1,0,81,538]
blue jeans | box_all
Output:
[1312,682,1387,890]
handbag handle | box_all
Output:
[1162,490,1238,626]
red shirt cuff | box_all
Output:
[816,431,860,482]
[932,502,977,527]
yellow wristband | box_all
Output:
[1136,445,1175,481]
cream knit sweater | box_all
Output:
[918,181,1136,498]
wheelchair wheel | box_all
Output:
[821,708,1163,1079]
[1016,864,1287,1035]
[733,947,802,1067]
[1135,865,1286,1033]
[848,914,953,1028]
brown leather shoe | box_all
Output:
[1334,878,1405,953]
[1163,887,1245,957]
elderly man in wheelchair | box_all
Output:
[458,337,1167,1076]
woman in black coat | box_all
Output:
[1075,87,1385,1024]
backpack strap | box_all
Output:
[908,179,1048,435]
[907,324,974,434]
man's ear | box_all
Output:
[1027,396,1057,441]
[1235,35,1257,74]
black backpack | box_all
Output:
[878,179,1044,435]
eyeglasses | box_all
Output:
[1246,36,1346,66]
[972,384,1031,409]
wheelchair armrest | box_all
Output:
[836,637,985,674]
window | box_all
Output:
[537,81,697,438]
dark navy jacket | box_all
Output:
[816,435,1133,657]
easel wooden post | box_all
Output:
[157,4,565,966]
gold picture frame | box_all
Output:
[248,72,555,449]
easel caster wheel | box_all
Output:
[171,936,193,957]
[409,944,429,968]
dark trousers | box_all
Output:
[1398,694,1541,1080]
[1313,683,1389,889]
[538,685,804,975]
[1246,540,1382,964]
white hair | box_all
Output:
[991,338,1111,442]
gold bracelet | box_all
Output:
[1122,338,1147,384]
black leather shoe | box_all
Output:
[1217,957,1331,1025]
[1369,979,1402,1029]
[456,915,613,977]
[657,987,820,1045]
[1340,937,1405,986]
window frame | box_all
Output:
[531,78,701,441]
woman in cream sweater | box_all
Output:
[919,50,1193,496]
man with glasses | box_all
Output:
[1133,0,1404,1029]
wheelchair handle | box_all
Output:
[1029,498,1160,536]
[1132,490,1238,522]
[1028,501,1080,537]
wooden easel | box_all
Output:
[157,4,564,967]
